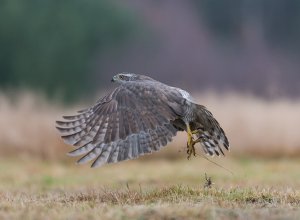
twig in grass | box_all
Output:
[204,173,213,189]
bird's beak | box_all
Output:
[111,76,116,82]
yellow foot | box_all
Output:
[187,142,196,159]
[186,124,198,159]
[191,130,199,134]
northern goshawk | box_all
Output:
[56,73,229,167]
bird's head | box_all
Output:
[111,73,154,83]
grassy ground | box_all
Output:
[0,156,300,220]
[1,91,300,219]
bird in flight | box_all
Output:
[56,73,229,167]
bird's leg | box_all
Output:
[186,123,198,159]
[192,130,199,134]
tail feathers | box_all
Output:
[196,128,229,157]
[193,104,229,157]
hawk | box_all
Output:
[56,73,229,167]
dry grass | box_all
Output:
[0,91,66,160]
[0,157,300,219]
[1,90,300,160]
[1,91,300,219]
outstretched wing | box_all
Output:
[56,82,184,167]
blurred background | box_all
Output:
[1,0,300,162]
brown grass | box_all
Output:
[0,91,67,160]
[0,157,300,219]
[1,91,300,219]
[0,90,300,161]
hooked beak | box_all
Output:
[111,75,117,82]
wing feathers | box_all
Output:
[67,123,177,167]
[77,146,102,164]
[67,142,95,157]
[57,82,184,167]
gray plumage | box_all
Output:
[56,73,229,167]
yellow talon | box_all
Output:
[192,130,199,134]
[186,123,197,159]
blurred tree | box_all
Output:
[193,0,243,40]
[0,0,135,102]
[262,0,300,52]
[193,0,300,51]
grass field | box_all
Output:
[1,92,300,219]
[0,156,299,220]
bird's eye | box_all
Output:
[119,75,125,80]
